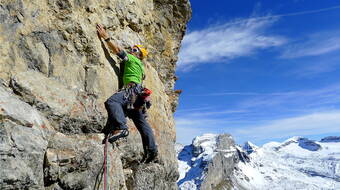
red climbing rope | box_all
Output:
[103,136,109,190]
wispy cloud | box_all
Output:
[281,30,340,58]
[187,92,297,97]
[181,84,340,109]
[176,110,340,145]
[182,109,247,117]
[177,5,340,71]
[175,84,340,144]
[176,116,240,145]
[238,84,340,110]
[177,18,286,71]
[232,111,340,142]
[175,106,216,113]
[176,118,227,127]
[184,84,340,110]
[289,59,340,77]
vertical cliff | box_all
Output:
[0,0,191,189]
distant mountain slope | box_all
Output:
[177,135,340,190]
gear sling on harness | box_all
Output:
[123,83,152,112]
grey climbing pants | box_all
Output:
[103,86,157,152]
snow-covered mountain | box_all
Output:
[243,141,258,154]
[177,134,340,190]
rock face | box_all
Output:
[0,0,191,189]
[243,141,258,154]
[320,136,340,143]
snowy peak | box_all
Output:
[235,137,340,190]
[243,141,258,154]
[192,133,218,158]
[274,136,321,151]
[320,136,340,143]
[177,135,340,190]
[297,137,322,151]
[275,136,302,149]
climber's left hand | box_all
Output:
[96,24,109,40]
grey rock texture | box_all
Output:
[44,132,126,190]
[320,136,340,143]
[0,85,51,189]
[177,134,249,190]
[200,134,244,190]
[0,0,191,189]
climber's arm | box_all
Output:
[96,24,122,54]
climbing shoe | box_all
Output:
[108,129,129,143]
[145,150,158,164]
[140,153,148,163]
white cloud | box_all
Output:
[176,126,212,145]
[175,85,340,144]
[175,117,231,145]
[176,117,229,128]
[232,111,340,141]
[281,31,340,58]
[238,84,340,110]
[177,18,286,71]
[175,106,216,113]
[183,84,340,110]
[289,59,340,77]
[187,91,297,97]
[183,109,247,117]
[175,109,262,145]
[176,110,340,145]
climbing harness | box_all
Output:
[124,83,139,110]
[122,83,152,114]
[122,83,143,110]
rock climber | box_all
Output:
[96,24,158,163]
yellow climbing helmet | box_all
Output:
[133,44,148,59]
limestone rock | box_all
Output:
[0,85,51,189]
[44,132,126,190]
[0,0,191,189]
[0,84,53,131]
[10,70,105,134]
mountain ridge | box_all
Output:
[177,134,340,190]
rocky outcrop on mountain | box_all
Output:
[243,141,258,154]
[0,0,191,189]
[177,134,248,190]
[320,136,340,142]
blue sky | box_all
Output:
[174,0,340,145]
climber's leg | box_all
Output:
[103,91,129,143]
[129,109,158,162]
